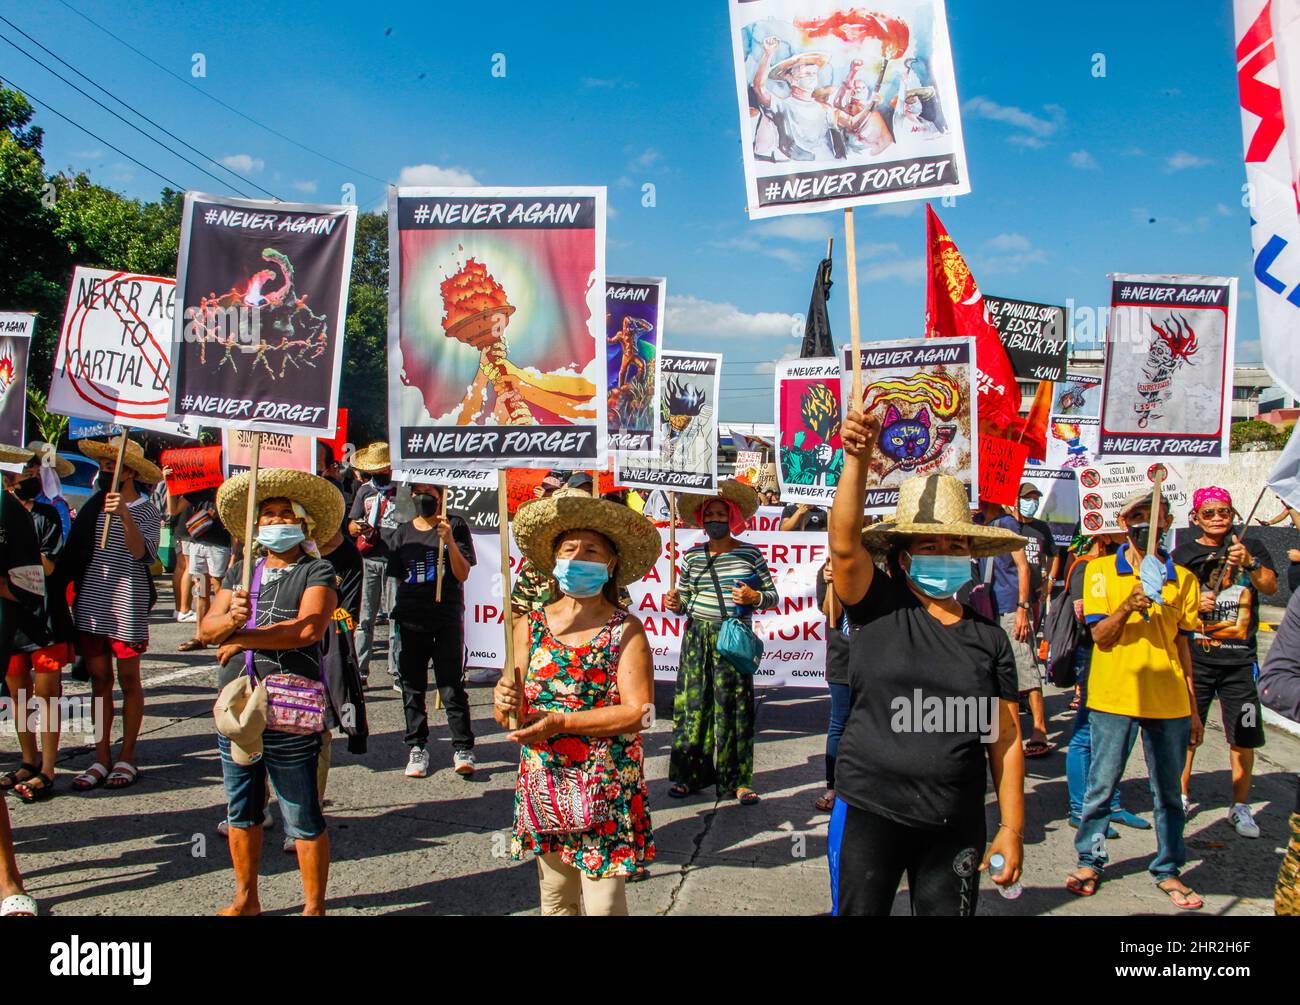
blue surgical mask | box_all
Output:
[1018,498,1039,518]
[907,553,973,599]
[257,524,306,554]
[553,558,611,598]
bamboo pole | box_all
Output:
[669,491,678,592]
[239,432,262,593]
[98,433,129,548]
[434,488,447,602]
[844,208,862,410]
[497,471,517,730]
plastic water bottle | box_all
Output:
[988,853,1022,900]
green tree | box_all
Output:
[340,210,390,444]
[1230,419,1289,452]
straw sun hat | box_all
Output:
[216,468,345,544]
[77,435,163,484]
[677,479,762,527]
[0,443,34,466]
[25,441,75,478]
[513,487,661,587]
[862,474,1027,558]
[351,441,392,474]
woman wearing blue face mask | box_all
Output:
[663,479,779,805]
[494,488,660,914]
[827,409,1029,916]
[200,469,343,916]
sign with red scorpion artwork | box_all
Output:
[386,186,607,469]
[1098,274,1237,465]
[168,193,357,439]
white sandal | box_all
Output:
[72,762,108,791]
[105,761,141,790]
[1,894,37,917]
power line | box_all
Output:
[4,75,184,190]
[55,0,389,186]
[0,29,261,198]
[0,15,276,199]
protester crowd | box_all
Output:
[2,426,1300,919]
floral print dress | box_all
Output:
[511,608,655,878]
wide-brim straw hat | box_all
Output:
[351,441,392,473]
[677,479,762,527]
[0,443,34,466]
[216,468,345,544]
[513,487,661,587]
[862,474,1027,558]
[77,435,163,484]
[25,441,74,478]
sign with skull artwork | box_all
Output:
[1098,274,1236,464]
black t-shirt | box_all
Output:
[1172,536,1276,666]
[816,571,851,685]
[836,568,1017,829]
[387,517,477,630]
[0,493,49,658]
[219,556,338,687]
[322,535,363,623]
[30,500,64,561]
[781,503,828,532]
[185,488,232,548]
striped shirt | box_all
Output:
[74,496,161,644]
[678,542,779,624]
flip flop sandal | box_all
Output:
[667,784,691,799]
[1157,882,1204,911]
[13,773,54,804]
[72,762,108,792]
[813,792,837,813]
[1023,739,1056,758]
[104,762,141,790]
[1066,871,1100,896]
[737,789,761,806]
[0,894,37,917]
[178,639,207,652]
[0,763,39,792]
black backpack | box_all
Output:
[1043,557,1088,688]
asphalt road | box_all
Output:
[3,591,1298,916]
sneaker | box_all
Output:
[1111,808,1152,830]
[1229,803,1260,839]
[453,749,476,777]
[405,746,430,778]
[1181,793,1191,815]
[177,610,196,623]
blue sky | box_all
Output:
[7,0,1257,422]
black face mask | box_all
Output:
[370,473,392,488]
[14,478,41,502]
[96,471,115,493]
[414,494,440,518]
[703,520,730,541]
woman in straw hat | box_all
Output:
[493,489,659,915]
[55,435,163,793]
[198,468,344,915]
[663,479,778,805]
[347,441,400,684]
[827,409,1027,916]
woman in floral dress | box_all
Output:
[495,488,660,915]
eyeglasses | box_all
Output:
[1198,508,1233,519]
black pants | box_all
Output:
[396,622,473,751]
[830,799,985,916]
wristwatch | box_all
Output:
[1016,601,1031,611]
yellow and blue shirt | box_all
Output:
[1082,545,1201,719]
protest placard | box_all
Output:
[169,194,356,438]
[1099,275,1236,463]
[978,433,1030,506]
[1077,461,1188,535]
[1054,371,1103,418]
[1046,414,1100,469]
[1020,467,1080,546]
[776,357,843,506]
[735,450,766,485]
[48,270,191,437]
[0,313,33,448]
[222,428,316,477]
[983,295,1068,381]
[388,187,607,470]
[606,276,666,456]
[616,350,722,493]
[841,337,978,512]
[728,0,970,218]
[161,445,223,494]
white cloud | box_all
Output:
[629,147,661,170]
[984,233,1033,253]
[964,97,1065,141]
[397,163,480,186]
[666,295,800,340]
[1008,135,1048,150]
[606,203,619,219]
[1165,151,1212,171]
[291,180,318,194]
[757,216,834,242]
[1216,202,1235,217]
[757,350,801,375]
[221,153,264,174]
[1069,150,1100,170]
[874,202,920,219]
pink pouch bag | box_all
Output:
[245,560,327,735]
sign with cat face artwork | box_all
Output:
[841,337,979,513]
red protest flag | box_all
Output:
[923,206,1021,433]
[326,408,349,461]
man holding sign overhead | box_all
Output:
[1070,488,1204,910]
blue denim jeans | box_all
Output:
[1074,710,1190,882]
[1065,647,1121,819]
[219,729,326,840]
[825,682,851,787]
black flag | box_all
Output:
[800,254,834,359]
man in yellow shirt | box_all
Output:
[1068,490,1205,910]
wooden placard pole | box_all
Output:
[669,491,678,591]
[240,432,263,593]
[98,433,129,549]
[1146,466,1165,558]
[497,470,517,730]
[434,488,447,602]
[844,207,863,411]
